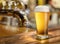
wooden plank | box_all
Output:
[0,27,60,44]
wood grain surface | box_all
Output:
[0,26,60,44]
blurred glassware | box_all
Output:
[5,1,8,9]
[0,0,25,11]
[2,1,6,9]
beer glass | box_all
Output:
[34,6,50,40]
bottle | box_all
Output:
[5,1,9,10]
[0,3,3,9]
[11,1,15,10]
[37,0,46,5]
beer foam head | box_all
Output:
[35,5,50,12]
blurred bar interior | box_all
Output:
[0,0,60,28]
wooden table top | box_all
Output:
[0,26,60,44]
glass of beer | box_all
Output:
[34,6,50,40]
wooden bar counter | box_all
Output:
[0,25,60,44]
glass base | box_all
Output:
[36,35,49,40]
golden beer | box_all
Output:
[35,6,50,40]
